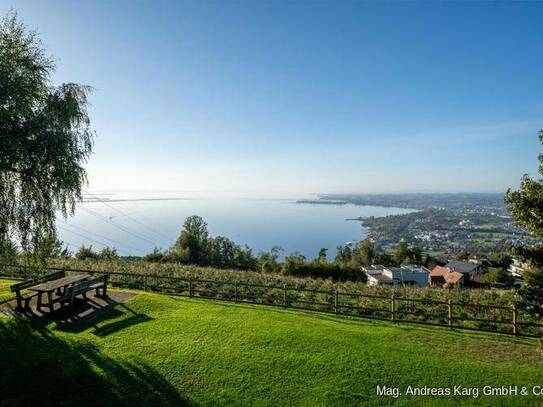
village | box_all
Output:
[362,257,528,289]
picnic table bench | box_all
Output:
[59,274,110,310]
[11,272,111,314]
[27,273,91,313]
[10,271,65,311]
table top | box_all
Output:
[28,273,91,293]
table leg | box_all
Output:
[37,292,43,311]
[47,291,54,313]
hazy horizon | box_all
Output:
[5,1,542,195]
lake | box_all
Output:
[56,192,413,259]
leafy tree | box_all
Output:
[316,248,328,263]
[505,129,543,319]
[282,252,307,276]
[0,238,18,264]
[423,254,443,270]
[334,245,352,266]
[0,11,94,253]
[258,246,283,273]
[408,245,423,264]
[483,267,514,287]
[517,268,543,319]
[21,233,68,271]
[456,250,470,261]
[352,239,374,267]
[99,246,119,261]
[172,215,209,264]
[208,236,235,268]
[75,245,98,260]
[144,247,167,262]
[233,245,258,270]
[373,251,395,267]
[489,252,513,270]
[395,241,409,265]
[506,130,543,236]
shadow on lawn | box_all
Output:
[0,318,193,406]
[55,301,154,337]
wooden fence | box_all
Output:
[1,264,542,338]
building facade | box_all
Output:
[362,265,430,287]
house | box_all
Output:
[429,266,467,288]
[444,260,484,277]
[429,260,484,288]
[508,257,529,278]
[362,265,430,287]
[429,266,449,286]
[443,271,467,288]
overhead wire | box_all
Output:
[57,224,115,250]
[77,205,159,246]
[57,219,142,252]
[82,190,172,241]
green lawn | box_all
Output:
[1,290,542,406]
[0,278,15,303]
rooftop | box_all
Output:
[430,266,450,277]
[444,271,465,285]
[445,260,481,274]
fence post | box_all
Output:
[334,290,339,314]
[235,281,238,303]
[448,300,453,329]
[391,293,396,321]
[512,305,517,335]
[283,283,287,308]
[189,278,193,298]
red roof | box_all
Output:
[444,271,464,284]
[430,266,450,277]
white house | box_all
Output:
[362,265,430,287]
[508,257,529,278]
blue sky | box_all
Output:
[4,1,543,195]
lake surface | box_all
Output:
[56,192,413,259]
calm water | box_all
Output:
[56,192,413,259]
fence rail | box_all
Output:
[1,264,542,337]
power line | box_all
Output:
[77,205,159,246]
[57,225,114,250]
[57,220,141,252]
[82,190,172,241]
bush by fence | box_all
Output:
[1,263,542,337]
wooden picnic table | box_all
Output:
[28,273,91,313]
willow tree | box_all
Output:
[505,129,543,319]
[0,11,94,256]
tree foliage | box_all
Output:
[172,215,209,264]
[0,11,94,251]
[505,130,543,236]
[75,245,98,261]
[505,129,543,319]
[351,239,374,267]
[395,241,423,265]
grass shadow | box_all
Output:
[93,313,154,337]
[0,318,192,406]
[55,301,154,337]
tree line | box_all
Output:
[45,215,444,282]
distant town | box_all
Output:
[298,193,535,258]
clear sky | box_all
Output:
[4,1,543,195]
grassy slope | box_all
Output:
[0,278,15,303]
[1,291,542,407]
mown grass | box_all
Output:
[1,289,542,406]
[0,278,15,303]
